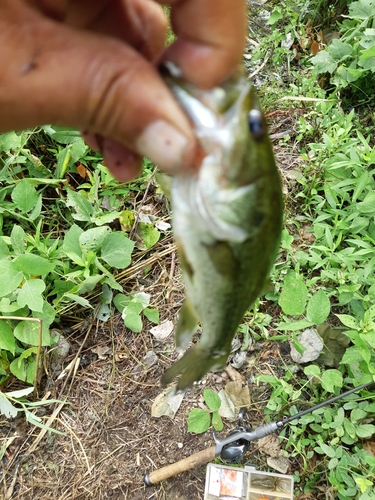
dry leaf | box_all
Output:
[91,345,112,360]
[150,320,174,340]
[77,163,88,179]
[151,385,185,418]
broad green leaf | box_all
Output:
[0,392,18,418]
[361,332,375,349]
[204,389,221,412]
[0,260,23,297]
[13,320,49,346]
[113,293,131,312]
[124,311,143,332]
[70,137,88,161]
[306,290,331,324]
[0,238,9,259]
[65,189,94,222]
[132,292,150,308]
[349,0,375,19]
[137,223,160,250]
[79,226,111,253]
[144,308,159,324]
[329,39,353,62]
[125,301,144,316]
[0,131,23,152]
[101,232,134,268]
[211,411,224,432]
[279,271,308,316]
[11,180,39,213]
[321,369,343,393]
[356,424,375,438]
[17,279,45,312]
[0,321,16,354]
[311,50,337,74]
[14,254,55,276]
[91,212,120,226]
[29,194,42,221]
[335,314,359,330]
[317,442,336,458]
[351,408,367,422]
[10,353,36,383]
[343,418,357,439]
[187,408,210,434]
[304,365,321,377]
[10,225,26,255]
[357,192,375,214]
[266,9,282,25]
[63,224,84,256]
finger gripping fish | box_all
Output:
[160,62,283,391]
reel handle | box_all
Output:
[144,445,216,486]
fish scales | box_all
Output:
[160,62,283,391]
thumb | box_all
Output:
[0,2,196,173]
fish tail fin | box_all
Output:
[161,346,228,391]
[175,298,199,350]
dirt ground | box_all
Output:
[0,112,313,500]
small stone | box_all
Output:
[177,442,183,449]
[289,328,324,363]
[267,456,290,474]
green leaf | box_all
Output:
[10,225,26,255]
[144,308,159,324]
[279,271,308,316]
[79,226,111,254]
[10,352,36,383]
[63,224,84,257]
[17,279,45,312]
[356,424,375,438]
[137,223,160,250]
[101,232,135,268]
[335,314,359,330]
[64,293,94,309]
[0,260,24,297]
[211,410,224,432]
[14,254,55,276]
[13,320,49,346]
[187,408,211,434]
[311,51,337,74]
[43,125,81,144]
[0,392,18,418]
[132,292,150,308]
[349,0,375,19]
[11,180,39,213]
[0,131,23,152]
[321,369,343,393]
[277,319,314,331]
[203,389,221,412]
[343,418,357,439]
[266,9,283,25]
[329,39,353,62]
[0,321,16,354]
[306,290,331,324]
[113,293,131,312]
[304,365,321,377]
[65,189,94,222]
[124,311,143,332]
[317,442,336,458]
[357,192,375,214]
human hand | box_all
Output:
[0,0,246,180]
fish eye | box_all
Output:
[248,109,265,141]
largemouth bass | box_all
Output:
[160,62,283,391]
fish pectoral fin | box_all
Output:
[175,298,199,350]
[161,346,229,391]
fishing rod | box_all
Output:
[144,380,375,486]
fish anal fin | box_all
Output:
[175,298,199,349]
[161,345,229,391]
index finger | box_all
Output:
[158,0,247,88]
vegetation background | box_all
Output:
[1,0,375,498]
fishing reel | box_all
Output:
[215,408,252,463]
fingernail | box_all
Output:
[135,120,192,172]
